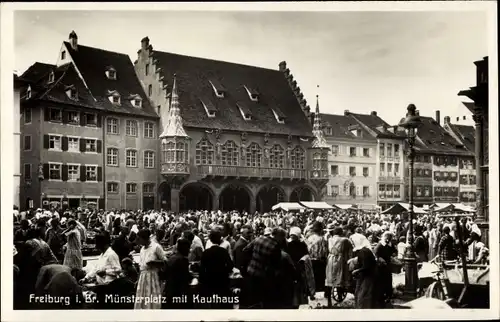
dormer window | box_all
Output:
[128,94,142,108]
[271,108,286,124]
[48,71,55,84]
[65,86,78,100]
[200,99,217,118]
[209,79,226,98]
[324,126,333,136]
[105,67,117,80]
[237,102,252,121]
[244,86,259,102]
[107,90,121,105]
[25,85,32,99]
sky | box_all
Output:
[13,9,489,125]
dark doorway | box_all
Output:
[290,186,315,202]
[68,198,80,210]
[256,185,285,213]
[143,196,155,211]
[219,184,251,213]
[179,183,213,212]
[159,182,171,211]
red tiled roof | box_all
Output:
[151,51,314,137]
[448,123,475,153]
[21,62,56,82]
[415,116,472,156]
[349,112,405,139]
[63,42,158,118]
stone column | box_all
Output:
[212,191,220,211]
[473,113,485,221]
[249,195,256,215]
[170,188,180,213]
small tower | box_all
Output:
[309,86,330,195]
[69,31,78,50]
[160,74,191,180]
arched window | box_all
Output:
[221,140,239,166]
[291,146,305,169]
[246,143,262,167]
[269,144,284,168]
[196,138,214,165]
[312,152,322,170]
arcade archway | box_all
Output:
[256,185,285,213]
[179,182,213,212]
[290,186,315,202]
[158,182,171,211]
[219,184,251,213]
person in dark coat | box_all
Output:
[34,264,83,309]
[373,231,396,302]
[273,227,299,309]
[112,226,133,263]
[199,227,234,309]
[351,247,385,309]
[163,238,193,309]
[232,225,252,274]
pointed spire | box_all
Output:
[160,74,189,139]
[312,85,329,148]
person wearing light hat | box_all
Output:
[263,227,273,237]
[305,221,328,293]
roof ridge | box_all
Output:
[63,41,130,58]
[153,50,279,73]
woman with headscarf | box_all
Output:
[134,228,166,309]
[306,221,328,293]
[62,219,83,270]
[373,231,396,302]
[350,247,385,309]
[324,226,354,307]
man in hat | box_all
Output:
[306,221,328,293]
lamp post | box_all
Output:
[399,103,423,299]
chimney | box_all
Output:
[141,36,150,50]
[435,110,440,125]
[344,109,350,116]
[444,116,451,124]
[279,61,287,72]
[69,31,78,50]
[370,111,377,116]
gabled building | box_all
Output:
[134,37,329,213]
[19,31,158,211]
[14,74,29,209]
[347,111,407,209]
[320,111,378,208]
[442,115,477,206]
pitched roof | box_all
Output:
[62,42,158,118]
[447,123,475,153]
[21,62,56,82]
[320,113,376,141]
[151,51,313,137]
[349,112,405,139]
[414,116,472,156]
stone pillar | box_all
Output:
[472,113,487,241]
[212,191,220,211]
[170,188,180,213]
[249,195,256,215]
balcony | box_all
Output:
[378,176,404,183]
[161,162,190,176]
[196,165,308,180]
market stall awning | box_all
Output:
[434,203,476,213]
[334,204,356,210]
[299,201,335,210]
[271,202,305,211]
[356,203,380,211]
[381,203,428,215]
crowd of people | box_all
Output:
[13,205,489,310]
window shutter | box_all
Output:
[62,136,68,151]
[97,166,102,181]
[44,135,50,149]
[62,164,68,181]
[43,163,49,179]
[80,113,86,126]
[97,140,102,153]
[96,114,102,128]
[80,138,86,152]
[369,185,373,196]
[80,165,86,182]
[62,110,69,124]
[368,166,372,177]
[357,186,361,196]
[44,107,50,121]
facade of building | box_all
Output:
[320,112,377,207]
[458,56,489,243]
[19,32,158,211]
[133,37,329,214]
[442,115,476,206]
[348,112,407,210]
[14,75,27,209]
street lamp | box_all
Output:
[399,103,423,299]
